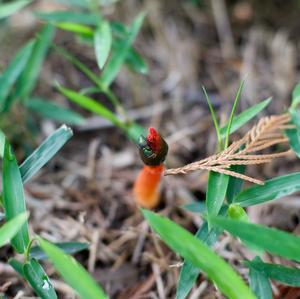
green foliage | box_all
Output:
[0,0,31,19]
[286,109,300,158]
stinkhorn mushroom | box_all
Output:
[133,128,168,209]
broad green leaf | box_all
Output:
[180,201,206,213]
[176,221,221,299]
[233,172,300,207]
[100,12,145,88]
[0,129,5,158]
[224,80,245,148]
[247,257,272,299]
[125,48,148,74]
[57,85,126,130]
[2,143,29,253]
[291,82,300,108]
[0,213,28,248]
[210,216,300,262]
[8,258,25,277]
[30,242,89,260]
[285,109,300,158]
[15,24,55,102]
[142,210,255,299]
[20,125,73,183]
[206,171,229,221]
[246,257,300,287]
[0,40,34,112]
[55,22,93,36]
[25,97,84,125]
[0,0,31,19]
[23,258,57,299]
[94,21,112,69]
[35,11,99,25]
[38,237,108,299]
[226,165,245,203]
[220,98,272,138]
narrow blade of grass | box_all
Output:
[0,40,34,112]
[180,201,206,213]
[125,47,148,74]
[220,97,272,138]
[226,165,245,203]
[285,109,300,158]
[0,212,28,248]
[37,237,108,299]
[100,12,145,88]
[30,242,89,260]
[57,85,125,130]
[20,125,73,183]
[246,257,272,299]
[55,22,93,36]
[15,24,55,102]
[0,0,31,19]
[94,21,112,69]
[2,142,30,253]
[291,82,300,109]
[8,258,25,277]
[176,221,221,299]
[210,216,300,262]
[0,129,5,158]
[23,258,58,299]
[142,210,255,299]
[25,97,84,125]
[233,172,300,207]
[245,257,300,287]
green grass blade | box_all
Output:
[15,24,55,102]
[180,201,206,213]
[246,257,272,299]
[94,21,112,69]
[224,80,245,148]
[55,22,93,36]
[20,125,73,183]
[25,97,84,125]
[0,212,28,248]
[202,86,222,147]
[57,85,126,130]
[142,210,255,299]
[291,82,300,108]
[246,257,300,287]
[100,12,145,88]
[206,171,229,221]
[37,237,108,299]
[2,142,30,253]
[0,129,5,158]
[8,258,25,277]
[0,40,34,111]
[30,242,89,260]
[210,216,300,262]
[233,172,300,207]
[125,47,148,74]
[220,97,272,138]
[35,11,99,25]
[226,165,245,203]
[176,221,221,299]
[285,109,300,158]
[0,0,31,19]
[23,258,58,299]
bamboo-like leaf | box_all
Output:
[0,213,28,248]
[142,210,255,299]
[246,257,272,299]
[94,21,112,69]
[233,172,300,207]
[55,22,93,36]
[0,0,31,19]
[20,125,73,183]
[23,258,57,299]
[210,216,300,262]
[26,97,84,125]
[15,24,55,102]
[100,12,145,88]
[0,40,34,112]
[220,98,272,138]
[30,242,89,260]
[38,237,108,299]
[291,82,300,108]
[8,258,25,277]
[245,257,300,287]
[2,143,29,253]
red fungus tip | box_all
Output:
[146,127,161,153]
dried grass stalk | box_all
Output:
[165,114,293,185]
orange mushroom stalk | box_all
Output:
[133,128,168,209]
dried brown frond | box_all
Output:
[165,114,293,185]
